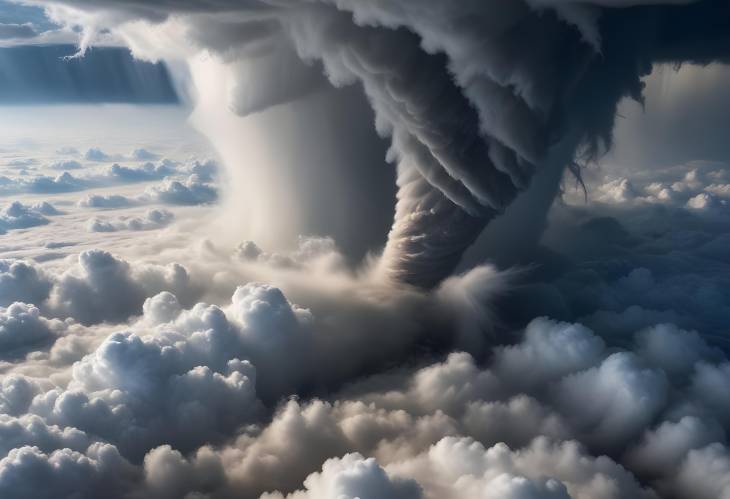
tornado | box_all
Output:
[52,0,730,287]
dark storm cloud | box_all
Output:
[43,0,730,289]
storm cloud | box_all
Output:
[38,0,730,288]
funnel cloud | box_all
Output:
[40,0,730,287]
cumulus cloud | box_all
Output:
[47,249,193,325]
[564,162,730,212]
[56,147,79,156]
[0,250,198,326]
[234,236,346,273]
[130,148,160,161]
[30,309,709,498]
[0,303,61,359]
[0,159,187,196]
[20,171,88,194]
[31,202,61,216]
[33,172,88,193]
[0,201,50,234]
[5,158,36,168]
[386,436,649,499]
[0,256,728,498]
[83,148,115,162]
[189,159,218,182]
[262,453,422,499]
[47,159,82,170]
[87,209,174,232]
[42,330,263,458]
[0,260,52,307]
[0,444,137,499]
[142,174,217,205]
[77,194,135,209]
[108,161,176,183]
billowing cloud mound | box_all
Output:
[0,260,52,307]
[0,201,52,234]
[87,209,174,232]
[48,159,82,170]
[142,175,217,206]
[261,453,422,499]
[78,194,135,209]
[0,303,61,359]
[0,250,198,326]
[45,0,730,288]
[48,250,194,325]
[4,269,730,498]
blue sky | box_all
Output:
[0,0,58,34]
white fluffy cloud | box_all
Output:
[564,163,730,213]
[387,436,650,499]
[0,260,52,307]
[0,267,728,498]
[262,453,422,499]
[77,194,135,209]
[0,201,51,234]
[142,174,217,205]
[48,160,82,170]
[0,303,61,359]
[87,209,174,232]
[0,250,198,326]
[48,249,194,325]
